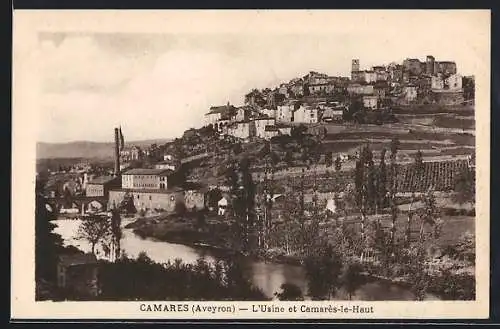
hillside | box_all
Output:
[36,139,172,160]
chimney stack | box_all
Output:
[114,127,120,177]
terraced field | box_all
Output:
[395,160,471,192]
[266,159,473,195]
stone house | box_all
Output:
[227,121,253,140]
[293,105,319,124]
[321,108,344,122]
[109,188,185,213]
[404,85,418,102]
[276,103,295,123]
[263,125,280,140]
[254,118,276,139]
[347,83,374,95]
[445,74,463,91]
[85,175,120,198]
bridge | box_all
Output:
[45,195,109,215]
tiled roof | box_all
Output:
[88,175,118,185]
[206,105,236,115]
[123,168,173,176]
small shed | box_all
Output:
[218,197,229,216]
[326,196,337,214]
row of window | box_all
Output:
[134,194,176,201]
[133,183,158,188]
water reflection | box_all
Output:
[52,219,438,300]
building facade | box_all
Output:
[435,61,457,75]
[254,118,276,139]
[184,189,206,211]
[293,105,319,124]
[445,74,463,90]
[109,188,185,213]
[263,126,280,139]
[227,121,253,140]
[85,176,120,198]
[121,168,171,190]
[362,95,378,110]
[347,84,374,95]
[276,104,295,123]
[404,85,418,102]
[431,76,445,90]
[403,58,423,76]
[364,71,377,83]
[426,55,436,75]
[260,107,277,119]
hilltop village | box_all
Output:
[36,55,476,301]
[46,56,474,212]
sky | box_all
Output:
[34,10,489,143]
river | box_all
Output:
[52,218,438,301]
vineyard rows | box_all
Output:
[266,160,472,194]
[395,160,470,192]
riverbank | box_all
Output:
[125,215,303,266]
[124,215,474,300]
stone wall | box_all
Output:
[109,189,205,213]
[109,190,184,212]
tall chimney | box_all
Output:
[114,127,120,177]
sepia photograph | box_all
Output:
[12,10,490,319]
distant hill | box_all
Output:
[36,139,172,160]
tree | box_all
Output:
[341,262,364,300]
[76,216,111,256]
[407,189,443,301]
[35,178,63,284]
[453,167,475,206]
[284,150,294,166]
[110,209,122,261]
[291,124,307,139]
[274,283,304,301]
[196,211,207,232]
[377,149,388,210]
[335,155,342,171]
[414,150,424,176]
[233,143,243,155]
[303,83,310,96]
[388,139,400,256]
[62,186,73,209]
[455,231,475,264]
[270,151,280,167]
[175,201,187,215]
[206,188,222,210]
[305,243,343,300]
[390,138,400,162]
[348,96,364,119]
[325,151,333,167]
[120,192,137,214]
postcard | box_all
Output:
[11,9,490,320]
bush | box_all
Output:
[175,201,187,215]
[441,207,475,217]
